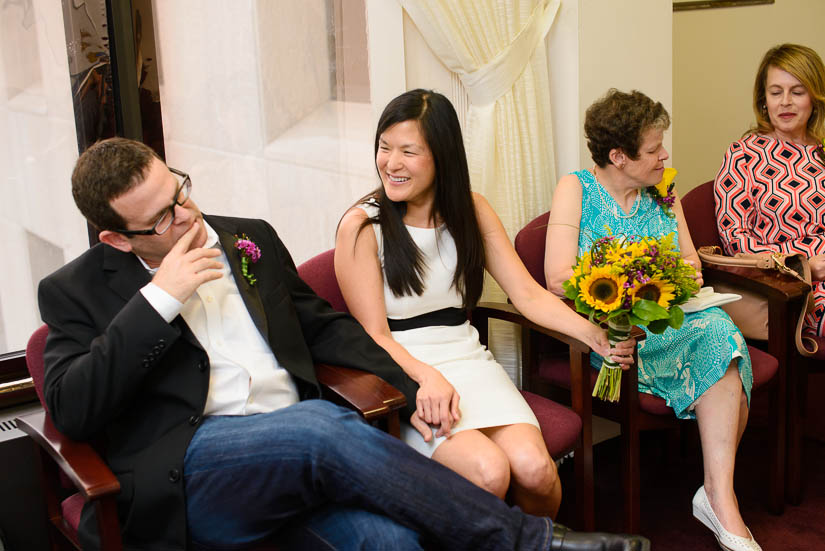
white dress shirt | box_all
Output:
[139,221,300,416]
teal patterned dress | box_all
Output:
[573,169,752,419]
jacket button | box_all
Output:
[158,339,166,348]
[142,359,151,369]
[198,360,208,372]
[188,415,201,426]
[168,469,180,482]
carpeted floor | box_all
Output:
[556,423,825,550]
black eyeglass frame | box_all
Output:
[115,167,192,236]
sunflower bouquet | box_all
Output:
[562,230,700,402]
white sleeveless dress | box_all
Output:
[360,205,539,457]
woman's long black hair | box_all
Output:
[357,89,485,309]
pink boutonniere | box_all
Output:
[234,234,261,286]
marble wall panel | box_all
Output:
[152,0,264,153]
[32,0,74,120]
[263,100,375,179]
[8,109,84,254]
[0,221,41,353]
[0,0,42,100]
[0,0,83,353]
[256,0,333,144]
[26,229,64,309]
[162,140,272,222]
[263,158,376,265]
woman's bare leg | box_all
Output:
[694,361,749,538]
[431,429,511,499]
[483,424,561,517]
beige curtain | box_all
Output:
[399,0,558,243]
[399,0,559,383]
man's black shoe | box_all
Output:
[550,524,651,551]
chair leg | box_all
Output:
[767,377,785,514]
[786,359,806,505]
[574,436,594,530]
[569,347,594,530]
[621,426,640,534]
[621,352,641,534]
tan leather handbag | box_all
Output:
[697,246,817,357]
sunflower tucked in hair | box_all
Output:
[630,275,675,308]
[578,266,627,313]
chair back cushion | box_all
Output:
[297,249,349,313]
[681,180,722,249]
[514,211,550,289]
[25,324,50,411]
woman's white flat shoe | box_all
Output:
[692,486,762,551]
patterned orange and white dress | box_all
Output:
[715,134,825,336]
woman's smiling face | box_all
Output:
[376,120,436,209]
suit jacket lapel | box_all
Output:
[103,245,152,302]
[210,217,270,341]
[103,244,204,349]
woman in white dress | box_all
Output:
[335,89,634,516]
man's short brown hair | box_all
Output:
[71,137,160,231]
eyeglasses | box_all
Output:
[116,168,192,236]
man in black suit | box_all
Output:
[40,137,648,550]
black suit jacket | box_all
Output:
[38,215,418,550]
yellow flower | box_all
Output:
[605,241,646,267]
[573,253,592,277]
[654,167,678,198]
[630,275,676,308]
[579,266,627,312]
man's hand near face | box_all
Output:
[152,222,223,303]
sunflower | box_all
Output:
[630,275,676,308]
[578,266,627,312]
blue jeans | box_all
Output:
[184,400,552,550]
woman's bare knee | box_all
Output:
[471,449,511,497]
[509,445,557,492]
[432,431,510,497]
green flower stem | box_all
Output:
[593,314,631,402]
[240,257,257,286]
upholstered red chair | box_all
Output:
[683,179,824,505]
[514,209,783,533]
[297,248,597,529]
[16,324,408,551]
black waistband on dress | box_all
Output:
[387,307,466,332]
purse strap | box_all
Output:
[697,246,818,357]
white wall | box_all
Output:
[673,0,825,194]
[550,0,673,177]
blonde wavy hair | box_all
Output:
[750,43,825,143]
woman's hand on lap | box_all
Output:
[416,368,461,438]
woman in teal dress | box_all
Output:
[544,90,759,551]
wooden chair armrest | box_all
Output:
[474,302,646,347]
[703,265,810,302]
[15,410,120,501]
[316,364,406,422]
